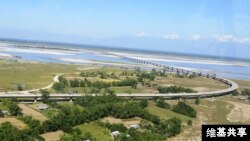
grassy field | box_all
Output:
[167,98,243,141]
[232,79,250,91]
[0,61,79,91]
[0,61,231,93]
[75,123,112,141]
[146,101,192,123]
[154,76,228,91]
[19,104,48,122]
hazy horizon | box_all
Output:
[1,0,250,59]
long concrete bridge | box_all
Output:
[0,53,238,102]
[0,76,237,101]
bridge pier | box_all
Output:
[69,97,73,102]
[34,97,37,103]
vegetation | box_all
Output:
[195,98,200,105]
[60,128,95,141]
[32,94,182,140]
[172,102,197,118]
[156,98,170,109]
[2,99,22,116]
[158,86,196,93]
[0,62,78,91]
[0,122,44,141]
[139,99,148,108]
[52,82,65,92]
[40,90,50,103]
[241,88,250,96]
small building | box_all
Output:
[129,124,140,129]
[111,131,120,137]
[2,110,9,116]
[37,104,48,110]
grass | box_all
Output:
[0,61,79,91]
[154,76,228,91]
[146,101,192,123]
[75,123,112,141]
[232,79,250,91]
[18,103,48,122]
[0,117,27,129]
[41,108,59,119]
[168,98,236,141]
[188,99,234,124]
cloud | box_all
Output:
[190,35,203,41]
[215,35,234,42]
[162,34,180,40]
[215,35,250,44]
[135,32,146,37]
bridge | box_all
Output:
[0,53,238,102]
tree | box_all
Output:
[232,90,239,96]
[2,99,22,116]
[195,98,200,105]
[52,82,65,92]
[8,102,22,116]
[241,89,250,96]
[158,85,196,93]
[58,76,69,86]
[70,79,80,87]
[40,90,50,103]
[172,102,197,118]
[187,120,192,126]
[17,84,23,91]
[156,98,170,109]
[139,99,148,108]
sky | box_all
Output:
[0,0,250,59]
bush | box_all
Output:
[139,99,148,108]
[195,98,200,105]
[156,98,170,109]
[241,89,250,96]
[187,120,192,126]
[172,102,197,118]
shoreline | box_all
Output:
[1,42,250,80]
[1,44,248,67]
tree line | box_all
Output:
[158,85,197,93]
[53,76,138,92]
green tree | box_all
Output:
[195,98,200,105]
[156,98,170,109]
[2,99,22,116]
[40,90,50,103]
[52,82,65,92]
[139,99,148,108]
[58,76,69,86]
[172,102,197,118]
[17,84,23,91]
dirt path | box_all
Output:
[225,100,250,123]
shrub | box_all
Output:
[172,102,197,118]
